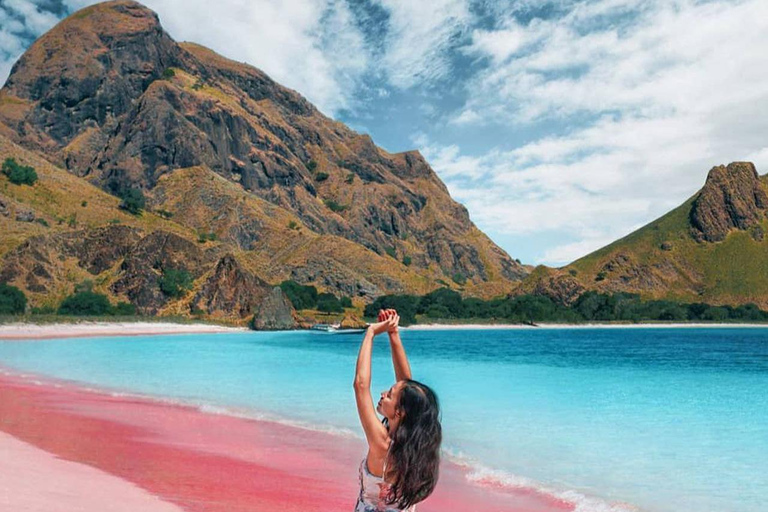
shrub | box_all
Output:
[58,291,112,315]
[340,296,353,308]
[0,283,27,314]
[197,232,217,243]
[595,271,607,282]
[402,255,412,266]
[67,213,77,227]
[112,302,136,315]
[31,305,56,315]
[385,246,397,258]
[34,218,49,227]
[324,199,347,212]
[345,173,355,184]
[156,209,173,219]
[305,160,318,172]
[315,171,329,182]
[279,280,318,310]
[159,268,193,298]
[452,272,467,285]
[317,292,344,313]
[2,157,38,186]
[119,188,145,215]
[161,67,176,80]
[81,200,88,207]
[288,220,297,230]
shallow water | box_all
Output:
[0,327,766,512]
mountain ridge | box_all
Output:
[0,0,525,322]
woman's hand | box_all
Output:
[378,309,400,333]
[369,314,398,336]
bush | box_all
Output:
[288,220,298,230]
[340,296,353,308]
[197,232,217,243]
[279,280,318,310]
[452,272,467,285]
[385,246,397,258]
[345,173,355,184]
[0,283,27,314]
[2,157,38,186]
[58,291,112,315]
[161,67,175,80]
[119,188,145,215]
[324,199,347,212]
[34,218,49,227]
[31,305,56,315]
[305,160,318,172]
[317,292,344,313]
[159,268,193,298]
[315,171,329,182]
[402,255,412,266]
[112,302,136,315]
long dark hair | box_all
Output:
[385,379,442,509]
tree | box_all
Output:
[119,188,145,215]
[317,292,343,313]
[279,280,318,310]
[159,268,193,298]
[0,283,27,314]
[58,291,112,315]
[2,157,38,185]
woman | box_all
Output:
[353,308,442,512]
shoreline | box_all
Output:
[0,321,247,340]
[0,369,575,512]
[1,319,766,341]
[404,322,768,330]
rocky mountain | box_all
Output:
[0,0,526,323]
[517,162,768,308]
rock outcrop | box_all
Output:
[511,269,586,306]
[251,286,297,330]
[192,254,270,318]
[690,162,768,242]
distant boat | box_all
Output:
[310,323,341,332]
[310,323,366,334]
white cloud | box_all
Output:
[375,0,470,88]
[425,0,768,265]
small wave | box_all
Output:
[195,403,361,439]
[442,448,639,512]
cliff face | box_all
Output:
[518,161,768,308]
[0,0,526,300]
[690,162,768,242]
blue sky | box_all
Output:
[3,0,768,266]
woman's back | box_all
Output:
[356,457,416,512]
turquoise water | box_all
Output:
[0,327,766,512]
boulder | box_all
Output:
[251,286,297,330]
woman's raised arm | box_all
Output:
[353,318,396,453]
[381,309,412,381]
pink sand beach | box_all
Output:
[0,370,572,512]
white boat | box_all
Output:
[310,323,341,332]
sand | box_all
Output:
[0,431,184,512]
[0,321,247,340]
[0,370,572,512]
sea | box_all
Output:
[0,326,766,512]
